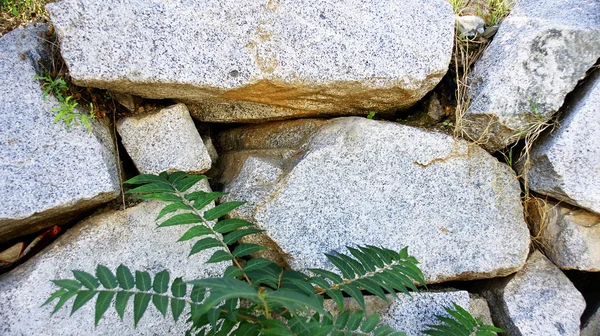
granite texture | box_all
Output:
[117,103,212,174]
[219,117,530,283]
[47,0,454,122]
[582,305,600,336]
[462,0,600,151]
[519,70,600,214]
[0,25,120,243]
[325,290,494,335]
[0,183,228,336]
[528,198,600,271]
[479,250,586,336]
[456,15,485,37]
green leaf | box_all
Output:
[361,314,381,333]
[308,268,343,284]
[341,284,365,311]
[235,322,260,336]
[171,277,186,297]
[135,271,152,291]
[223,228,264,245]
[266,289,325,314]
[347,310,364,331]
[158,213,202,227]
[136,193,181,202]
[243,258,279,272]
[116,265,135,290]
[186,278,259,316]
[204,201,246,221]
[126,181,176,194]
[167,171,187,184]
[187,191,225,210]
[207,308,220,329]
[133,293,152,327]
[233,244,266,258]
[178,225,213,241]
[206,250,233,263]
[72,270,99,289]
[96,265,118,289]
[42,289,67,307]
[51,279,82,291]
[153,270,170,294]
[70,290,97,315]
[326,289,344,311]
[153,294,169,317]
[156,202,193,220]
[214,218,254,233]
[124,174,165,185]
[174,174,206,192]
[189,237,223,256]
[95,291,115,326]
[171,298,185,322]
[224,266,244,278]
[51,290,78,314]
[335,310,351,329]
[190,285,206,302]
[115,291,133,320]
[326,254,354,279]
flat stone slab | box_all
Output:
[479,250,586,336]
[0,25,120,243]
[520,70,600,214]
[47,0,454,122]
[0,187,229,335]
[325,290,494,336]
[117,103,212,174]
[219,117,530,283]
[461,0,600,151]
[528,197,600,271]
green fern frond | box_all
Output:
[423,303,505,336]
[309,246,426,311]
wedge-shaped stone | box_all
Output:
[0,190,228,335]
[219,117,530,283]
[117,104,212,174]
[462,0,600,151]
[478,251,585,335]
[0,25,120,243]
[528,198,600,271]
[520,70,600,214]
[47,0,454,122]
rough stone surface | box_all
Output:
[0,183,228,336]
[519,70,600,214]
[117,103,212,174]
[456,15,485,37]
[462,0,600,151]
[582,305,600,336]
[109,91,142,112]
[528,197,600,271]
[325,290,495,335]
[0,25,120,243]
[47,0,454,122]
[479,250,586,336]
[219,117,530,283]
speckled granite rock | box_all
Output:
[325,290,495,335]
[0,183,228,336]
[582,305,600,336]
[0,25,120,244]
[479,250,586,335]
[527,198,600,271]
[117,104,212,174]
[461,0,600,151]
[518,70,600,214]
[219,117,530,283]
[47,0,454,122]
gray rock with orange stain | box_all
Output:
[47,0,454,122]
[462,0,600,151]
[117,103,212,174]
[218,117,530,283]
[519,70,600,214]
[0,183,228,336]
[0,25,120,244]
[478,250,585,336]
[527,198,600,271]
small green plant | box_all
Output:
[35,73,95,133]
[44,172,504,335]
[366,111,377,120]
[442,120,454,128]
[424,303,505,336]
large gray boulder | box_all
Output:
[582,305,600,336]
[325,290,494,335]
[46,0,454,122]
[528,197,600,271]
[117,103,212,174]
[0,186,229,335]
[0,25,120,244]
[479,250,586,336]
[218,117,530,283]
[519,70,600,214]
[461,0,600,151]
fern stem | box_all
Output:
[317,259,407,295]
